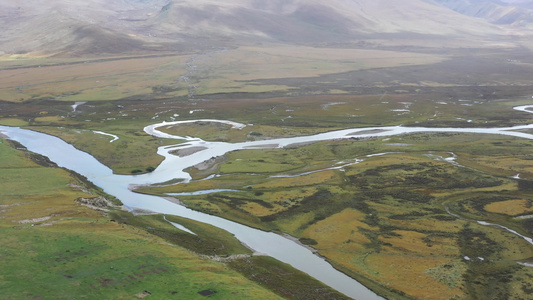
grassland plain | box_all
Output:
[0,136,354,299]
[0,55,191,102]
[142,132,533,299]
[0,45,445,103]
[3,91,533,176]
[2,43,533,299]
[3,94,533,298]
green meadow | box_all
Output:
[1,42,533,299]
[0,138,351,299]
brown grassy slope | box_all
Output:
[0,44,447,102]
[0,0,511,57]
[153,0,505,40]
[430,0,533,26]
[0,0,166,56]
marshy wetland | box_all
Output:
[2,28,533,299]
[3,102,533,299]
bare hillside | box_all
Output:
[0,0,519,57]
[429,0,533,26]
[150,0,504,41]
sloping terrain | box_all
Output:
[149,0,504,42]
[2,1,533,299]
[0,1,155,56]
[0,0,509,56]
[429,0,533,26]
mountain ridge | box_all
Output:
[428,0,533,26]
[0,0,527,57]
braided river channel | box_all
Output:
[2,105,533,299]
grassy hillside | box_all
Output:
[0,136,353,299]
[430,0,533,26]
[0,138,283,299]
[0,0,507,57]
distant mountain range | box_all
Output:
[428,0,533,25]
[1,0,532,57]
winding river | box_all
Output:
[2,105,533,299]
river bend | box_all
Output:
[2,105,533,299]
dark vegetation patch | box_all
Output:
[521,218,533,235]
[389,211,428,220]
[461,195,515,213]
[207,194,274,209]
[7,140,58,168]
[259,189,341,225]
[107,212,250,257]
[518,179,533,191]
[458,226,503,259]
[37,243,108,266]
[349,162,503,190]
[456,224,519,299]
[198,289,217,296]
[227,256,350,300]
[131,166,156,174]
[298,237,318,245]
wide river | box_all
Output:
[2,105,533,299]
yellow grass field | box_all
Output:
[366,255,464,299]
[0,55,189,102]
[485,199,533,216]
[304,209,374,248]
[0,44,445,102]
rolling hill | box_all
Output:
[428,0,533,26]
[0,0,515,57]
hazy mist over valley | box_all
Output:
[2,1,533,299]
